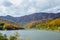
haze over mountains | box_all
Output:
[0,12,60,25]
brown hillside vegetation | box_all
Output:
[24,20,46,29]
[45,18,60,27]
[0,22,20,30]
[0,18,20,30]
[24,18,60,31]
[4,23,20,30]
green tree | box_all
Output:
[0,33,7,40]
[9,32,19,40]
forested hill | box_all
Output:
[0,12,60,25]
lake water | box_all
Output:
[0,30,60,40]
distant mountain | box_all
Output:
[0,12,60,25]
[15,13,55,25]
[0,15,17,22]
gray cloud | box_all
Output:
[3,1,13,7]
[0,0,60,17]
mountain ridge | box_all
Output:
[0,12,60,25]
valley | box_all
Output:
[0,12,60,31]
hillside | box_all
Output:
[0,12,60,30]
[24,19,50,29]
[0,18,20,30]
[0,12,60,26]
[45,18,60,27]
[24,18,60,30]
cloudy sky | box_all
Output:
[0,0,60,17]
